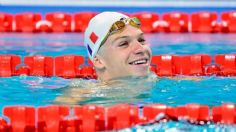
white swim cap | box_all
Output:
[84,12,129,60]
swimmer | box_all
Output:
[55,12,156,105]
[82,12,200,82]
[55,12,200,105]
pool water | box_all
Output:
[125,120,236,131]
[0,33,236,131]
[1,33,236,56]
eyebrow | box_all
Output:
[112,33,144,44]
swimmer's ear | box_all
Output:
[92,55,105,69]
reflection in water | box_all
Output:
[2,75,235,108]
[1,74,236,130]
[55,73,159,106]
[53,74,236,107]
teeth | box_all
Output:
[131,59,147,65]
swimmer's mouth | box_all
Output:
[129,59,148,65]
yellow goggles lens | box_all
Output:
[129,17,141,28]
[109,17,141,35]
[99,17,141,49]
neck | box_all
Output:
[96,70,111,83]
[97,71,156,84]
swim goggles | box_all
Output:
[100,17,141,47]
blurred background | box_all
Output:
[1,0,236,13]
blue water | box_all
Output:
[125,120,236,131]
[1,33,236,56]
[1,33,236,131]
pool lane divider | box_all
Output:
[1,11,236,33]
[0,103,236,131]
[0,54,235,78]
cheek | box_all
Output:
[102,50,122,65]
[100,46,131,66]
[109,51,129,66]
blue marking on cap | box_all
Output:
[87,44,92,56]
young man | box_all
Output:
[84,12,152,82]
[55,12,155,105]
[55,12,201,105]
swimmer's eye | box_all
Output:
[138,38,146,44]
[118,41,129,47]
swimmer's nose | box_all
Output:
[132,41,146,55]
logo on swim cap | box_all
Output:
[89,32,98,44]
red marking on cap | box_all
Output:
[90,32,98,44]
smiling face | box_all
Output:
[94,25,152,81]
